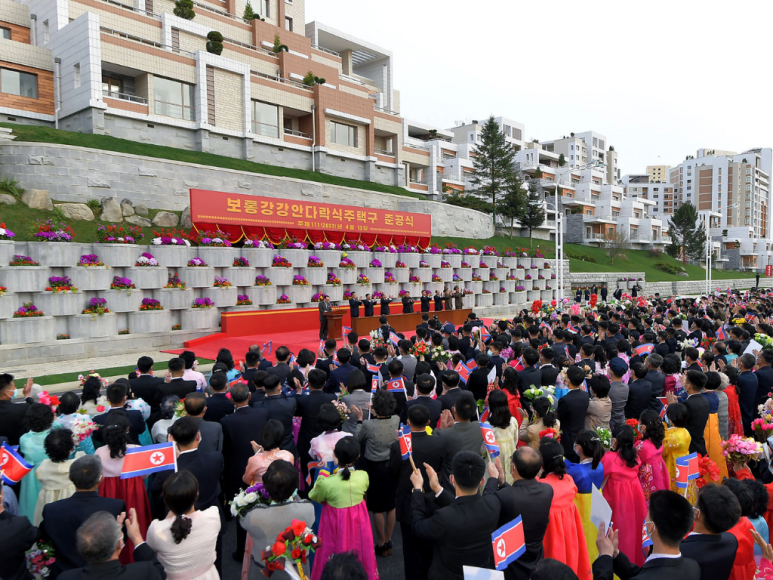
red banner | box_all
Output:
[190,189,431,246]
[767,265,772,277]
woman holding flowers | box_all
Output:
[635,410,670,506]
[19,403,61,521]
[487,390,519,483]
[56,391,95,454]
[33,428,85,525]
[518,396,560,449]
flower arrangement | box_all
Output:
[188,257,207,267]
[503,249,518,257]
[506,274,517,280]
[419,260,430,268]
[479,262,489,269]
[196,229,232,247]
[412,341,430,358]
[279,238,308,250]
[384,271,396,284]
[432,275,442,283]
[701,337,716,349]
[277,294,291,304]
[343,289,355,300]
[172,323,182,330]
[237,295,253,305]
[471,273,482,282]
[497,262,505,268]
[373,245,397,253]
[395,260,407,268]
[192,297,214,309]
[313,241,340,250]
[516,264,524,269]
[482,289,491,294]
[110,276,134,291]
[463,288,473,295]
[311,292,324,303]
[260,520,321,578]
[489,273,499,281]
[82,297,110,317]
[244,238,275,249]
[57,333,70,340]
[13,302,44,317]
[424,244,443,255]
[551,273,557,279]
[461,261,471,268]
[596,427,612,449]
[530,264,538,269]
[307,256,324,267]
[78,371,108,388]
[0,286,6,296]
[537,275,545,280]
[619,277,628,282]
[544,262,551,269]
[292,275,309,286]
[500,287,506,293]
[442,243,462,254]
[140,298,163,310]
[165,273,186,290]
[79,254,104,267]
[721,434,763,464]
[338,257,356,269]
[398,289,410,297]
[452,274,462,281]
[229,482,272,518]
[409,274,421,284]
[0,222,16,240]
[326,273,341,286]
[514,285,525,292]
[214,276,232,288]
[96,224,143,244]
[369,258,382,268]
[10,255,39,266]
[697,456,721,489]
[135,252,158,267]
[152,229,192,246]
[754,334,773,353]
[440,261,451,268]
[255,275,272,286]
[463,247,479,255]
[372,291,384,299]
[481,246,499,256]
[32,219,75,242]
[531,300,543,314]
[356,275,370,285]
[26,539,56,578]
[118,329,130,335]
[397,244,419,253]
[431,345,451,363]
[525,274,532,280]
[273,255,292,268]
[233,257,250,267]
[523,384,556,404]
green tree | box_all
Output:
[602,229,629,265]
[173,0,195,20]
[688,219,707,263]
[272,33,289,53]
[498,172,527,238]
[668,202,703,264]
[468,116,515,225]
[206,31,223,55]
[302,71,326,86]
[558,153,566,167]
[520,179,545,247]
[243,1,255,19]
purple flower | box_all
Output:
[193,297,214,308]
[369,259,382,268]
[89,297,107,307]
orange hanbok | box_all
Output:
[541,473,591,579]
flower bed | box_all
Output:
[26,241,91,267]
[128,309,172,334]
[10,255,39,266]
[32,218,75,243]
[82,297,110,317]
[237,294,253,306]
[78,254,105,267]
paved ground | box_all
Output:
[5,351,180,380]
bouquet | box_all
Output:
[326,273,341,286]
[229,481,272,518]
[196,229,231,247]
[697,455,721,489]
[244,238,275,249]
[152,229,191,246]
[384,272,397,284]
[531,300,542,314]
[440,261,451,268]
[272,255,292,268]
[165,273,187,290]
[596,427,612,449]
[82,297,110,316]
[701,337,716,349]
[38,391,60,410]
[332,399,350,421]
[395,260,407,268]
[412,341,429,358]
[338,258,356,269]
[277,294,291,304]
[78,371,108,388]
[311,292,324,303]
[260,520,320,578]
[307,256,324,267]
[233,257,250,267]
[135,252,158,267]
[419,260,430,268]
[398,290,410,298]
[214,276,232,288]
[14,302,44,318]
[188,257,207,267]
[314,241,340,250]
[292,275,309,286]
[79,254,104,267]
[754,333,773,353]
[357,275,370,284]
[431,345,451,363]
[192,297,214,309]
[10,255,39,266]
[343,290,354,299]
[71,415,96,444]
[409,274,421,284]
[722,434,763,465]
[255,275,272,286]
[32,219,75,242]
[48,276,77,292]
[0,222,16,240]
[26,540,55,578]
[96,224,143,244]
[432,275,442,283]
[461,261,471,268]
[627,418,643,442]
[369,258,382,268]
[523,384,555,404]
[139,298,163,311]
[237,295,253,306]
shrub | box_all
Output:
[173,0,195,19]
[0,177,24,199]
[654,262,685,275]
[86,198,101,216]
[648,248,663,259]
[206,31,224,55]
[565,249,597,263]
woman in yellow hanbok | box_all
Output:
[662,403,697,504]
[565,430,605,564]
[702,376,729,480]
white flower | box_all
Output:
[117,237,124,242]
[183,239,191,247]
[230,504,239,516]
[152,238,161,245]
[244,492,258,503]
[171,238,178,244]
[0,228,5,235]
[212,238,223,244]
[234,494,247,507]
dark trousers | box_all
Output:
[319,317,328,339]
[401,521,433,580]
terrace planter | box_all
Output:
[541,289,554,301]
[533,279,546,290]
[392,268,409,283]
[35,291,83,317]
[495,268,509,280]
[266,302,296,310]
[354,283,372,298]
[269,267,294,287]
[469,281,483,294]
[289,285,312,304]
[241,248,273,268]
[378,283,399,297]
[517,258,532,268]
[209,286,238,307]
[281,249,310,266]
[476,293,493,307]
[628,281,638,290]
[483,281,500,294]
[521,279,534,291]
[344,251,370,268]
[301,268,328,286]
[401,283,422,297]
[458,268,472,282]
[96,244,140,267]
[323,285,343,302]
[444,255,462,268]
[128,309,172,334]
[245,285,276,305]
[178,266,215,288]
[312,250,342,266]
[424,282,443,295]
[420,254,441,268]
[0,240,14,267]
[226,304,260,313]
[0,292,18,319]
[435,268,453,282]
[502,257,518,269]
[398,253,420,268]
[26,242,92,267]
[333,268,357,285]
[366,267,385,285]
[122,267,169,290]
[101,289,144,313]
[154,288,194,310]
[0,266,49,293]
[480,255,498,268]
[373,252,397,268]
[224,267,257,288]
[64,266,112,292]
[149,244,191,268]
[68,312,118,339]
[0,315,55,344]
[510,291,527,304]
[527,290,541,302]
[182,307,220,330]
[462,294,475,309]
[195,247,237,268]
[493,292,508,306]
[502,280,516,292]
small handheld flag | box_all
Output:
[746,313,756,323]
[467,359,478,369]
[398,424,412,460]
[366,362,381,374]
[389,331,400,346]
[480,406,490,423]
[539,321,551,331]
[634,343,654,357]
[386,377,406,395]
[658,396,669,420]
[567,322,579,333]
[0,443,33,484]
[642,519,653,555]
[492,516,526,571]
[343,325,352,334]
[512,358,525,371]
[716,327,727,340]
[120,442,177,479]
[479,326,491,342]
[371,376,380,393]
[455,361,472,384]
[480,421,501,458]
[305,459,327,485]
[675,452,700,488]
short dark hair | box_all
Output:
[523,348,539,366]
[442,372,459,388]
[263,374,281,392]
[25,402,55,432]
[169,416,199,446]
[565,366,585,387]
[696,484,742,533]
[451,450,485,491]
[184,392,206,416]
[317,403,342,431]
[70,455,103,489]
[407,404,430,428]
[531,559,579,580]
[210,372,228,392]
[371,389,396,417]
[263,460,298,503]
[666,402,688,427]
[739,353,757,371]
[337,348,351,365]
[649,490,695,546]
[260,419,285,451]
[0,373,14,393]
[512,446,542,479]
[105,383,127,405]
[632,363,648,380]
[45,428,75,462]
[168,357,185,373]
[58,391,80,415]
[137,356,154,373]
[308,369,326,390]
[180,351,197,369]
[230,383,250,403]
[453,392,476,421]
[686,369,707,391]
[320,551,368,580]
[275,346,290,362]
[723,478,755,518]
[245,351,260,367]
[415,373,435,395]
[388,359,404,377]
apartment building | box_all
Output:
[646,164,669,183]
[622,173,677,218]
[0,0,408,186]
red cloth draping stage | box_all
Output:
[189,189,432,247]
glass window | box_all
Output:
[1,68,38,98]
[252,100,278,137]
[1,27,10,40]
[153,77,194,121]
[331,121,357,147]
[285,16,293,31]
[260,0,270,17]
[102,75,121,97]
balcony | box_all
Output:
[250,71,312,92]
[252,122,280,138]
[374,105,399,116]
[102,90,146,104]
[284,128,311,140]
[375,148,395,156]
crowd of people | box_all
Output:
[5,288,773,580]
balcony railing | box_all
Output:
[192,1,252,25]
[97,0,159,18]
[340,73,365,86]
[311,44,340,57]
[100,26,194,57]
[283,128,311,140]
[103,90,147,104]
[252,122,279,138]
[410,179,428,185]
[375,148,395,156]
[374,105,399,116]
[250,71,313,91]
[223,37,276,58]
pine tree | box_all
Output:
[558,153,566,167]
[468,116,515,225]
[668,202,702,263]
[520,179,546,247]
[498,171,526,239]
[243,1,255,20]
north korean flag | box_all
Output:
[480,406,490,423]
[305,459,327,485]
[455,361,472,384]
[512,357,525,371]
[666,297,672,305]
[342,325,352,334]
[746,313,756,323]
[492,516,526,571]
[389,331,400,347]
[567,322,579,333]
[398,424,412,460]
[642,519,653,555]
[0,442,33,485]
[540,321,551,331]
[658,396,669,420]
[366,362,381,374]
[120,442,177,479]
[229,375,247,388]
[634,343,655,357]
[716,327,727,340]
[480,421,501,458]
[675,452,700,488]
[467,359,478,369]
[479,326,491,342]
[371,376,380,393]
[387,377,406,395]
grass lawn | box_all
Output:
[0,122,422,199]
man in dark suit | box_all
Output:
[538,348,560,387]
[1,480,40,580]
[314,339,338,379]
[295,369,336,485]
[183,392,222,452]
[435,392,484,492]
[128,356,165,421]
[266,346,293,386]
[40,455,126,579]
[679,484,741,580]
[644,353,665,408]
[252,374,297,458]
[385,359,416,417]
[594,489,702,580]
[420,290,431,313]
[517,348,542,402]
[318,294,333,339]
[434,290,444,312]
[324,348,356,393]
[466,354,492,402]
[755,351,773,415]
[410,451,501,580]
[349,292,361,318]
[483,447,553,580]
[0,374,31,446]
[438,371,463,411]
[600,285,608,301]
[153,358,197,408]
[363,294,376,317]
[458,325,473,359]
[221,383,269,560]
[380,295,392,315]
[671,370,710,456]
[388,404,445,580]
[93,383,146,445]
[556,366,590,463]
[402,294,415,314]
[626,363,653,420]
[401,374,443,429]
[203,373,234,423]
[58,510,164,580]
[614,286,623,300]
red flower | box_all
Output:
[302,534,313,545]
[291,549,302,560]
[272,542,286,557]
[290,520,306,537]
[301,552,307,564]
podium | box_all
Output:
[324,309,346,341]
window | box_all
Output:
[102,75,123,97]
[285,16,293,31]
[0,68,38,98]
[331,121,357,147]
[252,100,279,137]
[1,27,10,40]
[74,64,81,88]
[259,0,270,16]
[153,77,194,121]
[43,20,49,44]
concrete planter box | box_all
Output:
[152,244,191,268]
[401,283,422,297]
[312,250,341,266]
[96,244,140,268]
[301,268,328,286]
[182,307,220,330]
[392,268,410,283]
[527,290,541,302]
[493,292,509,306]
[245,285,276,305]
[480,255,498,268]
[289,285,312,304]
[373,252,397,268]
[323,285,344,302]
[476,293,494,307]
[463,294,475,309]
[224,267,257,288]
[379,282,399,295]
[178,267,214,288]
[459,268,472,282]
[517,258,532,268]
[353,283,372,298]
[522,279,534,290]
[128,309,172,334]
[196,247,237,268]
[541,290,554,301]
[628,281,639,290]
[281,249,310,266]
[333,268,357,285]
[366,267,385,284]
[64,266,112,292]
[101,289,144,313]
[502,257,518,268]
[0,315,55,344]
[35,291,84,317]
[26,243,92,267]
[510,291,527,304]
[502,280,516,292]
[0,240,14,267]
[262,303,296,310]
[399,253,420,268]
[68,312,118,339]
[444,255,462,268]
[154,288,194,310]
[341,251,367,268]
[469,281,483,294]
[123,267,169,290]
[533,279,546,290]
[0,266,49,293]
[421,254,441,268]
[209,286,238,307]
[269,267,294,287]
[495,268,509,280]
[484,281,500,293]
[0,293,18,319]
[241,248,273,268]
[424,282,443,295]
[436,268,453,282]
[226,304,260,313]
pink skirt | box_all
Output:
[310,501,379,580]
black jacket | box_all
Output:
[756,365,773,413]
[349,298,361,318]
[402,396,443,430]
[58,543,164,580]
[679,532,738,580]
[380,298,391,315]
[154,378,197,408]
[645,370,666,405]
[684,394,710,456]
[221,406,269,497]
[402,296,414,314]
[420,296,431,312]
[738,370,758,436]
[203,392,234,423]
[0,510,40,580]
[252,394,298,458]
[362,299,374,317]
[438,387,464,412]
[0,399,30,446]
[592,551,701,580]
[128,375,165,414]
[294,390,337,463]
[539,365,560,387]
[434,295,443,310]
[266,362,293,386]
[517,366,542,398]
[196,417,223,453]
[388,430,445,522]
[93,407,146,445]
[435,421,484,492]
[40,491,125,578]
[383,379,416,418]
[149,448,224,520]
[467,367,491,402]
[556,389,590,463]
[625,379,653,420]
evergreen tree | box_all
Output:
[668,202,703,263]
[173,0,195,20]
[498,171,526,239]
[468,116,515,225]
[206,31,223,55]
[558,153,566,167]
[521,179,546,247]
[243,1,255,20]
[688,220,707,263]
